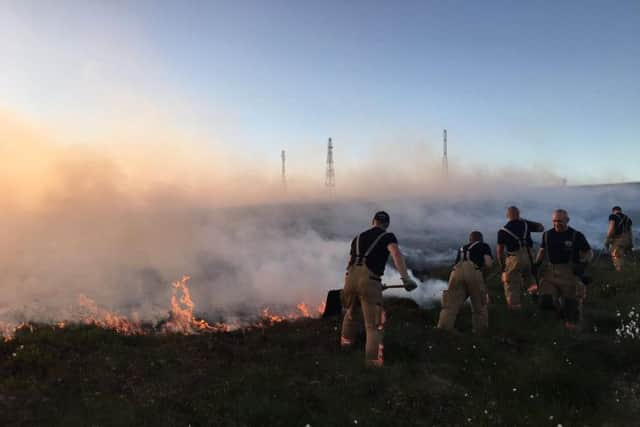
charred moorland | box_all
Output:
[2,254,640,426]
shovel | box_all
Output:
[321,283,411,318]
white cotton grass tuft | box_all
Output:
[616,306,640,340]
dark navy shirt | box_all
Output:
[497,219,544,252]
[541,227,591,264]
[348,227,398,276]
[609,213,632,236]
[454,242,493,269]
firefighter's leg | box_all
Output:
[437,271,467,331]
[468,274,489,335]
[611,243,625,272]
[503,256,523,309]
[340,271,363,348]
[361,286,385,367]
[539,270,559,312]
[522,248,538,295]
[559,273,581,329]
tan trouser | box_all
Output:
[503,247,535,307]
[437,261,488,334]
[611,231,632,272]
[539,264,585,325]
[340,264,385,366]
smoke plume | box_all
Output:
[1,110,638,330]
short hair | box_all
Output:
[469,231,483,242]
[612,206,622,212]
[506,206,520,218]
[372,211,390,225]
[553,209,569,218]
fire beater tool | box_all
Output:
[322,282,418,318]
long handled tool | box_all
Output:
[322,283,412,318]
[381,284,406,290]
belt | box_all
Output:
[453,261,481,270]
[369,275,381,282]
[507,249,529,256]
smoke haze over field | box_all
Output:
[1,110,639,328]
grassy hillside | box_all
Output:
[2,254,640,426]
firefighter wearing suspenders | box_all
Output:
[535,209,593,330]
[437,231,494,334]
[605,206,634,272]
[496,206,544,310]
[340,211,417,367]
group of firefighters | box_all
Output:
[340,207,634,367]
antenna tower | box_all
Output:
[281,150,287,191]
[442,129,448,176]
[325,138,335,190]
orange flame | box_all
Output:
[77,294,143,335]
[1,321,17,342]
[296,303,311,317]
[161,275,229,334]
[2,275,326,340]
[260,301,325,325]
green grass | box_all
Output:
[2,254,640,426]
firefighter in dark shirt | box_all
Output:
[605,206,634,272]
[438,231,493,334]
[340,211,417,367]
[496,206,544,310]
[535,209,593,330]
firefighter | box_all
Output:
[340,211,417,367]
[605,206,634,272]
[496,206,544,310]
[535,209,593,330]
[437,231,493,334]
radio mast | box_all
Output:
[325,138,335,190]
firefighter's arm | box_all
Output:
[483,255,494,269]
[388,243,409,278]
[388,243,417,290]
[605,221,615,247]
[496,244,505,271]
[528,220,545,232]
[579,249,594,263]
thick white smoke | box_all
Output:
[1,111,638,329]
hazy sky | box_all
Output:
[1,0,638,184]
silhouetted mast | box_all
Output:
[325,138,335,190]
[281,150,287,191]
[442,129,448,176]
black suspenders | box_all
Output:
[502,220,528,249]
[354,231,388,266]
[459,241,480,262]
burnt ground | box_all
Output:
[2,255,640,426]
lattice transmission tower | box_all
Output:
[325,138,335,190]
[442,129,448,176]
[281,150,287,191]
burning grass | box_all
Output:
[2,255,640,426]
[2,276,326,343]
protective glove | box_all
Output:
[401,277,418,291]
